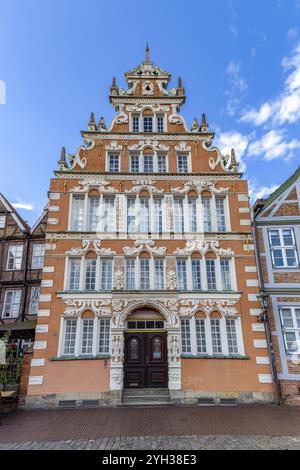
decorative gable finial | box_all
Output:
[191,117,199,131]
[110,77,118,95]
[200,113,209,132]
[88,112,97,131]
[98,116,106,130]
[177,77,185,96]
[145,43,150,64]
[58,146,67,170]
[230,148,239,171]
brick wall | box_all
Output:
[18,349,33,409]
[274,272,300,283]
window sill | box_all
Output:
[181,354,250,360]
[49,355,111,361]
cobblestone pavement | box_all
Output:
[1,434,300,450]
[1,405,300,450]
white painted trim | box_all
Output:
[246,279,259,287]
[258,374,272,383]
[42,266,55,273]
[33,341,47,350]
[37,309,50,317]
[253,339,267,348]
[245,266,257,273]
[36,325,49,334]
[28,376,43,385]
[31,358,45,367]
[256,357,270,364]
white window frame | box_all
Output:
[6,244,24,271]
[0,215,6,228]
[2,289,22,319]
[32,243,45,270]
[280,306,300,354]
[268,228,299,268]
[107,153,120,173]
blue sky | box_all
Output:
[0,0,300,225]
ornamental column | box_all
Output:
[109,328,125,391]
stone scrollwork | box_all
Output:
[171,180,228,195]
[174,141,191,152]
[127,140,170,152]
[166,268,177,290]
[63,298,111,317]
[114,104,128,124]
[168,104,184,125]
[123,239,167,256]
[173,239,234,257]
[105,141,122,151]
[65,240,116,256]
[167,334,181,363]
[203,140,234,173]
[110,334,124,364]
[113,268,124,290]
[70,176,117,193]
[125,179,164,194]
[58,141,95,171]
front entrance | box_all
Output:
[124,332,168,389]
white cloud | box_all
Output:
[240,41,300,126]
[225,61,248,116]
[247,129,300,160]
[248,179,279,202]
[12,201,34,211]
[214,131,249,171]
[287,28,298,40]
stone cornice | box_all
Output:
[46,232,253,241]
[54,172,241,180]
[80,131,215,140]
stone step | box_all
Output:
[123,395,170,402]
[123,388,169,397]
[120,401,172,407]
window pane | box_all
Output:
[177,155,188,173]
[143,155,153,172]
[154,259,164,289]
[99,319,110,354]
[211,319,222,354]
[153,198,163,232]
[140,198,150,232]
[174,198,184,232]
[270,230,280,246]
[226,319,239,355]
[143,117,153,132]
[281,308,294,328]
[285,249,297,267]
[2,290,21,318]
[180,319,191,353]
[81,319,94,355]
[206,260,216,290]
[69,259,81,290]
[0,215,6,228]
[125,259,135,289]
[286,331,298,353]
[192,259,201,290]
[88,197,100,231]
[157,116,164,132]
[132,116,139,132]
[7,245,23,270]
[177,259,187,290]
[127,198,136,232]
[29,287,40,315]
[221,259,231,290]
[158,155,167,172]
[273,249,284,267]
[216,197,226,232]
[32,244,45,270]
[196,319,206,354]
[71,195,85,231]
[101,259,113,290]
[295,309,300,328]
[63,319,77,355]
[202,197,212,232]
[188,198,197,232]
[282,229,293,246]
[140,259,150,289]
[103,196,115,232]
[109,155,119,172]
[85,259,96,290]
[130,155,139,172]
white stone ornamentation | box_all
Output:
[70,176,117,193]
[65,240,116,256]
[123,239,166,256]
[127,140,170,152]
[171,180,228,195]
[168,104,184,125]
[203,140,234,173]
[63,298,112,317]
[125,179,164,194]
[173,240,234,257]
[113,268,124,290]
[166,268,177,290]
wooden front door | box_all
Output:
[124,332,168,388]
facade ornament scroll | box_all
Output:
[105,141,122,151]
[156,80,177,96]
[168,104,184,125]
[118,80,139,96]
[197,299,238,317]
[125,179,164,194]
[128,140,170,152]
[167,334,181,364]
[65,240,116,256]
[58,140,95,171]
[126,104,170,113]
[123,239,167,256]
[173,239,234,257]
[70,176,117,193]
[63,298,111,317]
[171,180,228,195]
[114,104,128,124]
[202,140,234,172]
[113,268,124,290]
[166,268,177,290]
[174,141,191,152]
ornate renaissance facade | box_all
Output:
[26,50,274,408]
[254,167,300,405]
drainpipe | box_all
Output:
[252,220,282,405]
[21,233,30,323]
